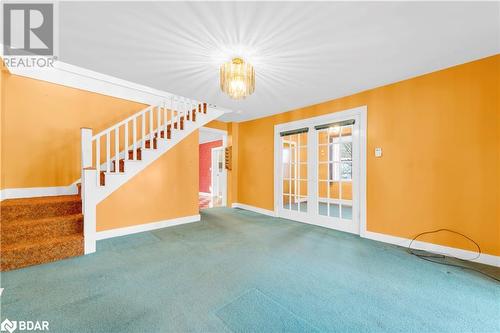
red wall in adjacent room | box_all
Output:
[199,140,223,193]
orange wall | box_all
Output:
[97,132,199,231]
[205,120,228,131]
[1,69,202,231]
[237,55,499,255]
[228,122,239,206]
[0,62,6,191]
[0,70,146,189]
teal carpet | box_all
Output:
[1,208,499,332]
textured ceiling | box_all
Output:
[59,2,499,122]
[199,128,224,144]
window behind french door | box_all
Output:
[276,114,361,235]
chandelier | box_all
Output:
[220,57,255,99]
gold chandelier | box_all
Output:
[220,57,255,99]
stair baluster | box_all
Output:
[80,99,226,255]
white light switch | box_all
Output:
[375,147,382,157]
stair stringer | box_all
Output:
[82,107,225,254]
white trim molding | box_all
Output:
[230,203,499,268]
[4,59,233,114]
[232,203,276,217]
[0,185,78,201]
[95,214,201,240]
[273,105,367,236]
[199,192,211,196]
[364,231,500,267]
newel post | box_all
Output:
[81,128,93,170]
[82,167,97,254]
[81,128,96,254]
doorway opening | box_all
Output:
[199,127,228,210]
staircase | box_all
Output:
[81,99,225,254]
[0,97,227,270]
[0,194,83,271]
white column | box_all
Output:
[124,122,129,161]
[82,168,97,254]
[133,117,138,159]
[81,128,93,170]
[114,127,119,172]
[141,112,146,148]
[106,132,111,173]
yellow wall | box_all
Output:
[2,55,498,255]
[237,55,500,255]
[205,120,228,131]
[0,62,6,191]
[96,132,199,231]
[1,70,146,189]
[1,70,202,231]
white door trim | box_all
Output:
[211,146,227,206]
[273,105,367,235]
[200,127,228,207]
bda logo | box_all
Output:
[0,319,17,333]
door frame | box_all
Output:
[210,146,226,206]
[200,126,228,207]
[273,105,367,236]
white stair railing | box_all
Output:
[82,98,203,186]
[80,97,220,254]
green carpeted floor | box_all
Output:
[1,208,499,332]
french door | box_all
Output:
[275,108,364,235]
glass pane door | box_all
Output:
[317,123,354,222]
[280,132,308,215]
[276,113,361,235]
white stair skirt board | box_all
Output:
[0,185,78,201]
[232,204,499,268]
[364,231,500,268]
[95,214,201,240]
[231,203,276,217]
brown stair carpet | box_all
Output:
[0,195,84,271]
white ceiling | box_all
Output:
[59,2,499,122]
[199,128,224,144]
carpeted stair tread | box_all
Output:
[1,234,83,271]
[1,195,81,222]
[1,214,83,245]
[1,194,81,207]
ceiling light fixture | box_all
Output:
[220,57,255,99]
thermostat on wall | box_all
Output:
[375,147,382,157]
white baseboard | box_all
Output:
[229,204,499,267]
[0,185,78,201]
[364,231,500,267]
[232,203,276,217]
[95,214,201,240]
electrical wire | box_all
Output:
[407,228,500,283]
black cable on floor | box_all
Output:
[407,228,500,283]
